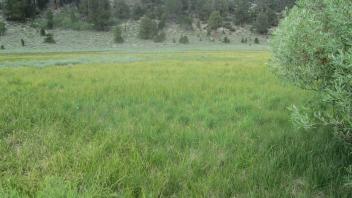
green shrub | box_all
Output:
[179,35,189,44]
[40,28,46,36]
[21,39,25,46]
[241,38,247,44]
[153,32,166,43]
[44,34,56,44]
[138,16,158,40]
[271,0,352,142]
[0,21,6,36]
[254,38,260,44]
[223,36,230,44]
[113,26,124,43]
[1,45,4,50]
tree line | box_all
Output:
[1,0,296,34]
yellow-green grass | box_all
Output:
[0,51,350,197]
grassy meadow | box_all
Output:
[0,50,351,197]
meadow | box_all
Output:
[0,50,351,197]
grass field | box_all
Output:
[0,50,351,197]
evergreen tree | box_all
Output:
[234,0,251,25]
[46,10,54,29]
[113,0,130,20]
[4,0,36,21]
[138,16,158,40]
[80,0,111,31]
[208,11,222,30]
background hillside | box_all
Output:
[0,0,296,51]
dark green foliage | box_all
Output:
[0,45,5,50]
[36,0,49,10]
[0,21,6,36]
[138,16,158,40]
[113,26,124,43]
[179,35,189,44]
[234,0,251,25]
[44,33,56,44]
[79,0,111,31]
[40,28,46,36]
[46,10,54,29]
[241,38,247,44]
[113,0,130,20]
[271,0,352,142]
[208,11,222,30]
[254,38,260,44]
[178,16,193,30]
[153,32,166,43]
[131,4,145,20]
[223,36,230,44]
[4,0,36,21]
[21,39,25,46]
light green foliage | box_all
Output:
[0,51,350,196]
[271,0,352,142]
[208,11,222,30]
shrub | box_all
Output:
[254,38,260,44]
[113,26,124,43]
[44,34,56,44]
[271,0,352,142]
[21,39,25,46]
[46,10,54,29]
[1,45,4,50]
[241,38,247,44]
[153,32,166,43]
[223,37,230,44]
[0,21,6,36]
[138,16,158,40]
[40,28,46,36]
[179,35,189,44]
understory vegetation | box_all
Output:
[0,51,351,197]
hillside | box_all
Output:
[0,16,268,52]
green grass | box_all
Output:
[0,50,351,197]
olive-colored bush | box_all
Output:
[271,0,352,141]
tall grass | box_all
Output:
[0,51,350,197]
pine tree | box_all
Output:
[138,16,158,40]
[208,11,222,30]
